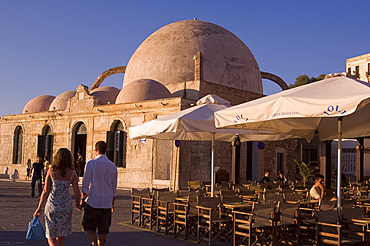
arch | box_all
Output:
[72,121,87,176]
[106,120,127,168]
[13,126,23,164]
[89,66,126,92]
[261,71,289,90]
[42,125,52,135]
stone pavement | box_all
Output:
[0,180,219,246]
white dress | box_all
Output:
[44,171,74,239]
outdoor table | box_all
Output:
[242,195,258,202]
[356,199,370,207]
[286,200,318,208]
[222,202,253,210]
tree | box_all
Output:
[294,160,315,187]
[289,74,326,88]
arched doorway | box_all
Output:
[37,125,53,163]
[13,126,23,164]
[106,120,127,167]
[73,122,87,176]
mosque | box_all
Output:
[0,19,315,189]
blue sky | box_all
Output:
[1,1,369,116]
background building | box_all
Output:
[0,20,300,188]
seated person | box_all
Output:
[310,174,325,200]
[276,170,288,184]
[310,174,336,202]
[261,170,270,183]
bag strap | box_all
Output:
[69,170,74,182]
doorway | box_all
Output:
[37,125,53,163]
[73,122,87,176]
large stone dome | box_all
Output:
[23,95,56,114]
[116,79,172,104]
[49,90,76,111]
[123,20,262,94]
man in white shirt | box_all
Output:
[310,174,325,200]
[81,141,117,246]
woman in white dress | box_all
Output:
[33,148,82,246]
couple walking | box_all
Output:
[33,141,118,246]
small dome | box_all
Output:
[90,86,120,105]
[23,95,56,114]
[49,90,76,111]
[123,20,262,94]
[116,79,172,104]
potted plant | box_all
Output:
[294,160,314,188]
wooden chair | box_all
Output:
[315,209,365,245]
[142,192,156,230]
[276,202,300,246]
[156,191,178,235]
[173,195,198,240]
[131,188,150,226]
[197,196,232,245]
[188,181,202,191]
[233,203,276,246]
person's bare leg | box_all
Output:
[47,238,59,246]
[56,236,64,246]
[85,231,98,245]
[97,234,106,246]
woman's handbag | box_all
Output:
[26,216,45,240]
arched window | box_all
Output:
[106,121,127,167]
[13,126,23,164]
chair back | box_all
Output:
[252,203,276,227]
[157,191,179,203]
[198,196,221,220]
[315,209,338,224]
[284,192,301,203]
[342,207,364,221]
[220,189,237,197]
[188,181,201,190]
[131,188,150,197]
[319,200,336,211]
[277,202,299,225]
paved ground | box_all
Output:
[0,179,218,246]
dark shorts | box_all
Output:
[82,204,112,234]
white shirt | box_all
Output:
[81,154,117,209]
[310,185,322,200]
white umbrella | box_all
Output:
[215,76,370,213]
[129,94,297,196]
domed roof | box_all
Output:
[49,90,76,111]
[116,79,172,104]
[123,20,262,94]
[23,95,56,114]
[90,86,120,105]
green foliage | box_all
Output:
[294,160,315,187]
[289,74,326,88]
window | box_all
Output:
[355,66,360,79]
[107,121,127,167]
[347,67,351,76]
[13,126,23,164]
[277,152,284,173]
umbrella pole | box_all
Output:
[337,117,342,217]
[211,133,215,197]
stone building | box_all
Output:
[0,19,298,189]
[346,53,370,82]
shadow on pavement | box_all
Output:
[0,231,197,246]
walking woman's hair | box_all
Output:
[52,148,74,177]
